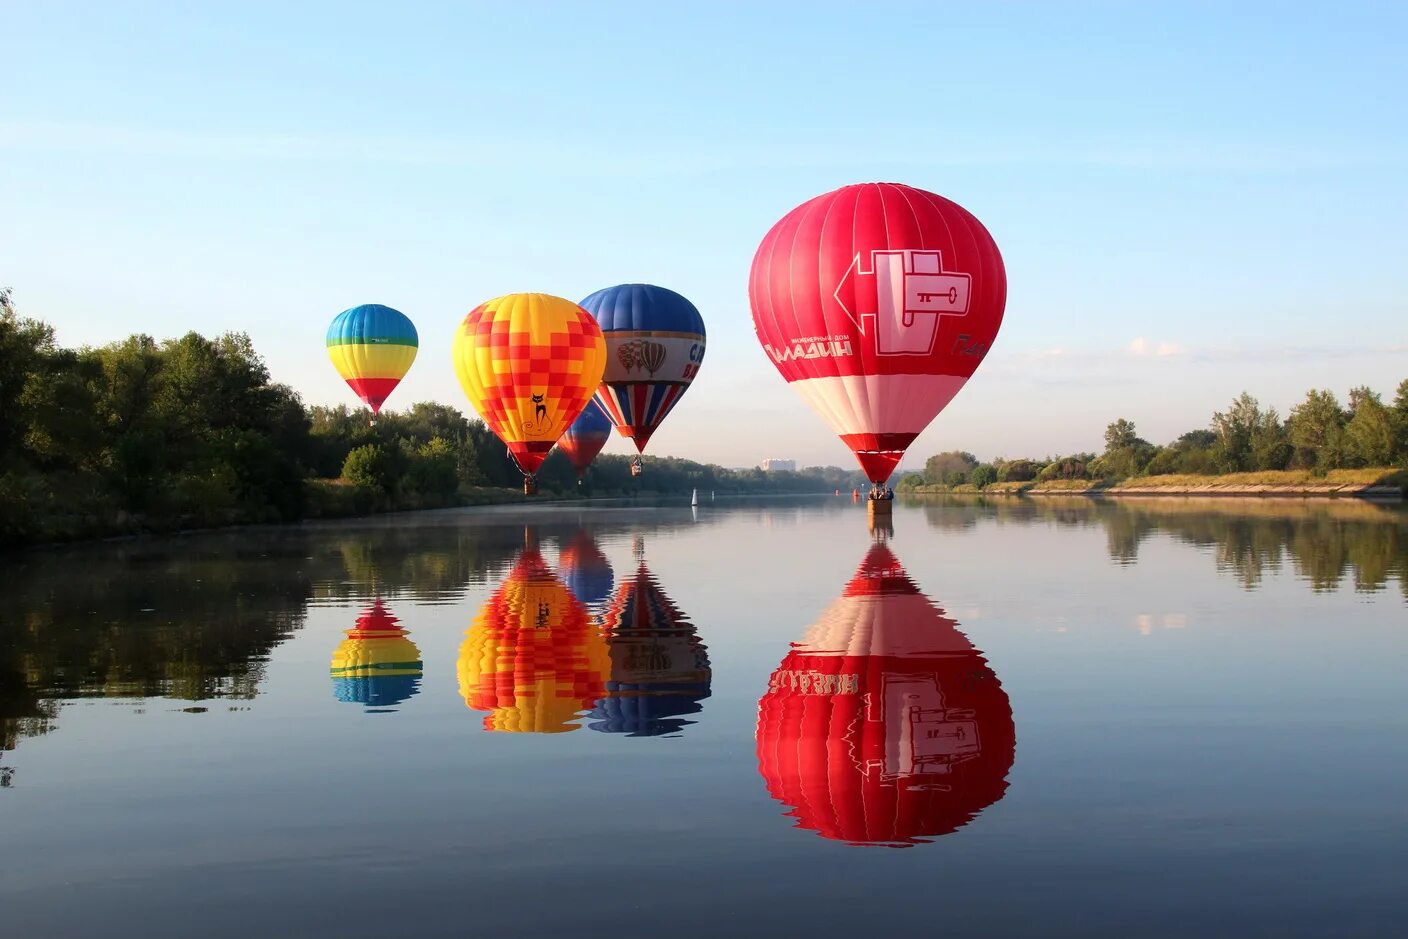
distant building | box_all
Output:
[761,458,797,472]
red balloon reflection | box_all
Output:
[756,543,1014,846]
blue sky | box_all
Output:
[3,1,1405,468]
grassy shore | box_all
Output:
[911,467,1407,497]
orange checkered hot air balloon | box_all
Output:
[451,293,607,495]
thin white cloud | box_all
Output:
[1127,337,1188,358]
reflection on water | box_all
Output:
[918,495,1408,594]
[558,530,614,614]
[757,542,1015,847]
[0,499,1401,765]
[457,541,609,733]
[589,536,711,737]
[329,600,422,711]
[1,498,1406,936]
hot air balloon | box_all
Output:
[755,543,1014,846]
[557,400,614,480]
[451,293,607,495]
[558,530,614,612]
[329,600,423,710]
[587,557,711,737]
[749,183,1006,484]
[457,546,610,733]
[579,284,706,456]
[326,304,419,416]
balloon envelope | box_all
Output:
[326,304,419,414]
[755,543,1014,846]
[749,183,1006,483]
[329,600,422,709]
[587,561,711,737]
[452,293,606,477]
[457,547,609,733]
[557,400,613,478]
[579,284,706,453]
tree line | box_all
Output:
[0,293,863,546]
[905,384,1408,491]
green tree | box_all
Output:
[997,458,1041,482]
[1343,387,1396,466]
[342,444,392,493]
[1036,453,1095,481]
[1211,393,1289,472]
[1099,418,1155,478]
[1104,418,1140,452]
[1288,389,1347,472]
[1393,379,1408,462]
[924,451,978,486]
[971,464,997,488]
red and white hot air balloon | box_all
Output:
[749,182,1006,483]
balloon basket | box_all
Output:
[523,478,538,497]
[867,499,893,519]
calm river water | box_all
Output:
[3,496,1406,938]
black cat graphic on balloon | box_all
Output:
[523,393,551,435]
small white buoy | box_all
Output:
[691,488,699,507]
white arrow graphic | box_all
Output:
[834,250,972,355]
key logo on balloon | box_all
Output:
[836,249,972,356]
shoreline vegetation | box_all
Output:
[905,467,1406,499]
[900,384,1408,501]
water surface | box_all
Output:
[3,496,1406,937]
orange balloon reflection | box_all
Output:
[756,543,1014,847]
[457,546,610,733]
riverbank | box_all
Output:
[907,468,1406,499]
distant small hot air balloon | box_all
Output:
[587,557,711,738]
[452,293,606,494]
[579,284,706,455]
[329,600,422,710]
[749,183,1006,484]
[557,400,613,480]
[326,304,418,415]
[756,542,1014,846]
[457,546,610,733]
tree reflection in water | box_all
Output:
[915,495,1408,595]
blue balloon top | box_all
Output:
[562,565,613,607]
[567,398,613,437]
[579,284,705,337]
[326,303,419,347]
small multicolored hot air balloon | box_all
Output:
[326,304,419,415]
[579,284,706,455]
[756,543,1014,847]
[329,600,423,710]
[457,546,610,733]
[587,557,711,738]
[557,400,613,479]
[750,183,1006,484]
[452,293,606,494]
